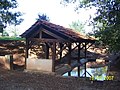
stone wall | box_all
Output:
[26,58,52,72]
[0,56,10,69]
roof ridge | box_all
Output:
[21,19,96,41]
[38,20,95,40]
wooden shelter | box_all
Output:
[21,20,96,76]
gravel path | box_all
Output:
[0,69,120,90]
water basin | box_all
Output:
[63,66,108,81]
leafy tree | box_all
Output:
[0,0,23,35]
[93,0,120,52]
[2,30,9,36]
[37,13,50,21]
[4,25,20,37]
[62,0,120,53]
[69,20,85,33]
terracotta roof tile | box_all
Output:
[21,20,96,42]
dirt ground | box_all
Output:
[0,68,120,90]
[0,41,120,90]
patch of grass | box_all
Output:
[0,36,25,40]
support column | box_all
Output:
[59,43,63,60]
[52,42,56,72]
[10,55,13,70]
[68,43,71,76]
[25,39,29,69]
[45,43,49,59]
[84,42,87,77]
[78,43,80,77]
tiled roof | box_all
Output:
[21,20,95,42]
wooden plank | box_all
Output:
[55,61,82,75]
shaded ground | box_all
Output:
[0,68,120,90]
[0,40,120,90]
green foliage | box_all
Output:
[91,66,108,76]
[62,0,120,52]
[0,0,23,27]
[2,25,20,37]
[92,0,120,52]
[2,31,9,36]
[37,13,50,21]
[69,20,85,33]
[9,26,19,37]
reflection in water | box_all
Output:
[63,66,108,81]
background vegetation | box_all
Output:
[62,0,120,53]
[0,0,23,35]
[69,20,85,33]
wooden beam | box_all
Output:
[77,39,96,43]
[56,43,69,55]
[42,29,65,40]
[57,43,79,57]
[58,43,80,64]
[68,44,72,64]
[68,43,71,76]
[52,42,56,72]
[28,38,71,43]
[39,30,42,39]
[27,40,34,49]
[46,43,53,49]
[86,43,94,49]
[29,26,42,38]
[41,24,76,41]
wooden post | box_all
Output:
[25,39,29,69]
[78,43,80,77]
[84,42,87,77]
[39,30,42,38]
[45,43,49,59]
[10,55,13,70]
[52,42,56,72]
[68,43,71,76]
[59,43,63,60]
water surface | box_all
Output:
[63,66,108,81]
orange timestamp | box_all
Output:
[89,76,114,81]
